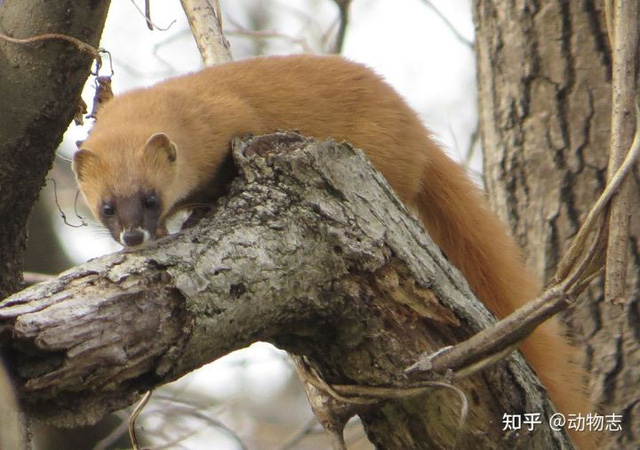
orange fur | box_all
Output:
[74,55,591,447]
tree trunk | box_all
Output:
[0,134,574,449]
[475,1,639,448]
[23,163,76,275]
[0,0,111,298]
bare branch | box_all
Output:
[279,417,320,450]
[463,126,479,169]
[179,0,232,65]
[128,390,152,450]
[603,0,638,303]
[225,16,315,54]
[0,31,102,67]
[331,0,352,54]
[556,99,640,281]
[420,0,473,49]
[0,133,570,448]
[127,0,176,31]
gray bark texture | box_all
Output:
[0,0,111,298]
[0,134,574,449]
[474,1,639,448]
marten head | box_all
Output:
[73,132,178,248]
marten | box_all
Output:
[73,55,590,447]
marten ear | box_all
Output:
[73,149,99,182]
[144,132,177,163]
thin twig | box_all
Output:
[129,390,153,450]
[562,202,611,289]
[295,357,468,448]
[0,31,101,67]
[420,0,473,48]
[145,0,153,30]
[279,416,321,450]
[331,0,352,54]
[47,178,87,228]
[225,16,316,54]
[151,407,249,450]
[93,411,129,450]
[464,127,480,168]
[302,371,469,447]
[305,364,376,406]
[143,392,249,449]
[408,286,562,377]
[128,0,176,31]
[555,98,640,281]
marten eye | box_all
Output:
[102,203,115,216]
[144,194,159,209]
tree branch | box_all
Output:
[604,0,638,303]
[179,0,232,65]
[0,133,572,448]
[331,0,352,54]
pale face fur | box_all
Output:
[73,132,178,247]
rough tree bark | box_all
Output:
[0,134,574,449]
[475,1,639,448]
[0,0,111,298]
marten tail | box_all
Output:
[415,145,538,317]
[413,145,592,445]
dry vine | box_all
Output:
[409,98,640,379]
[603,0,638,303]
[0,31,102,67]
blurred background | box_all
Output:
[28,1,475,448]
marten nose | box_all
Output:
[121,229,145,247]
